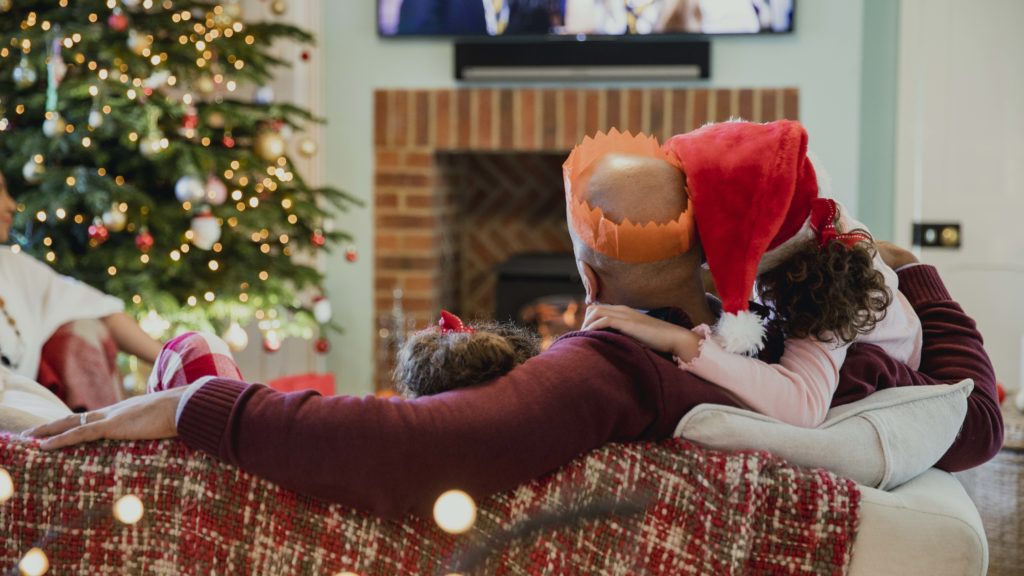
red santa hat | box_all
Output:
[663,120,828,355]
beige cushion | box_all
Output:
[674,380,973,490]
[850,469,988,576]
[0,367,72,433]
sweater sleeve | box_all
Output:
[177,331,673,518]
[678,325,841,428]
[834,265,1002,471]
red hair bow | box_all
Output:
[810,199,871,249]
[438,310,474,334]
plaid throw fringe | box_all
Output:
[0,436,859,575]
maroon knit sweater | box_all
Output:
[178,266,1002,519]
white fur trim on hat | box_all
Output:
[714,310,766,356]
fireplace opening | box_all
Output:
[495,253,585,349]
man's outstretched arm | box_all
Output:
[176,331,675,518]
[836,262,1003,471]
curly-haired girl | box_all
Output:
[583,121,921,428]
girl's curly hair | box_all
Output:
[756,238,892,344]
[394,321,541,398]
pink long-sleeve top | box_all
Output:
[177,266,1002,519]
[680,255,923,428]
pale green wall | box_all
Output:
[858,0,900,240]
[322,1,870,394]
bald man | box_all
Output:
[27,151,1001,520]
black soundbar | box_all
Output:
[455,40,710,81]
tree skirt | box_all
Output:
[0,436,859,575]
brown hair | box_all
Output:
[394,321,541,398]
[756,239,892,344]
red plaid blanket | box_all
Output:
[38,319,121,412]
[0,436,859,575]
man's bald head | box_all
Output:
[569,153,703,309]
[584,153,688,225]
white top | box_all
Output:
[0,247,124,380]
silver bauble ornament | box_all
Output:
[254,85,275,105]
[42,113,66,138]
[12,57,36,89]
[21,157,45,184]
[174,175,206,203]
[88,109,104,129]
[190,210,222,250]
[254,131,286,162]
[312,297,333,324]
[223,321,249,352]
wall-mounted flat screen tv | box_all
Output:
[379,0,794,38]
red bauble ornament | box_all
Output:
[996,381,1006,405]
[263,333,282,353]
[222,133,235,148]
[315,337,330,354]
[182,108,199,130]
[310,231,326,248]
[300,51,311,62]
[108,12,129,32]
[345,247,358,263]
[135,228,155,253]
[88,221,110,244]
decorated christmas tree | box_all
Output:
[0,0,356,352]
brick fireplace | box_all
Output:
[373,87,799,389]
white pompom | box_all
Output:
[715,310,766,355]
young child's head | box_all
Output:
[756,220,892,343]
[665,120,892,353]
[394,311,541,398]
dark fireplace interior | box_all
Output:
[495,253,585,349]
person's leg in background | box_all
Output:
[147,332,242,393]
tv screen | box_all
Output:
[379,0,794,38]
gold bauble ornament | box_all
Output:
[254,131,286,162]
[102,202,128,232]
[196,75,216,95]
[0,0,13,13]
[206,110,225,129]
[127,30,152,55]
[270,0,287,15]
[297,137,318,158]
[139,132,167,158]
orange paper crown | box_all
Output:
[563,129,694,263]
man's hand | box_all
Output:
[582,304,702,361]
[875,241,920,270]
[24,387,186,450]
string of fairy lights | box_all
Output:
[0,0,354,354]
[1,465,146,576]
[1,462,482,575]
